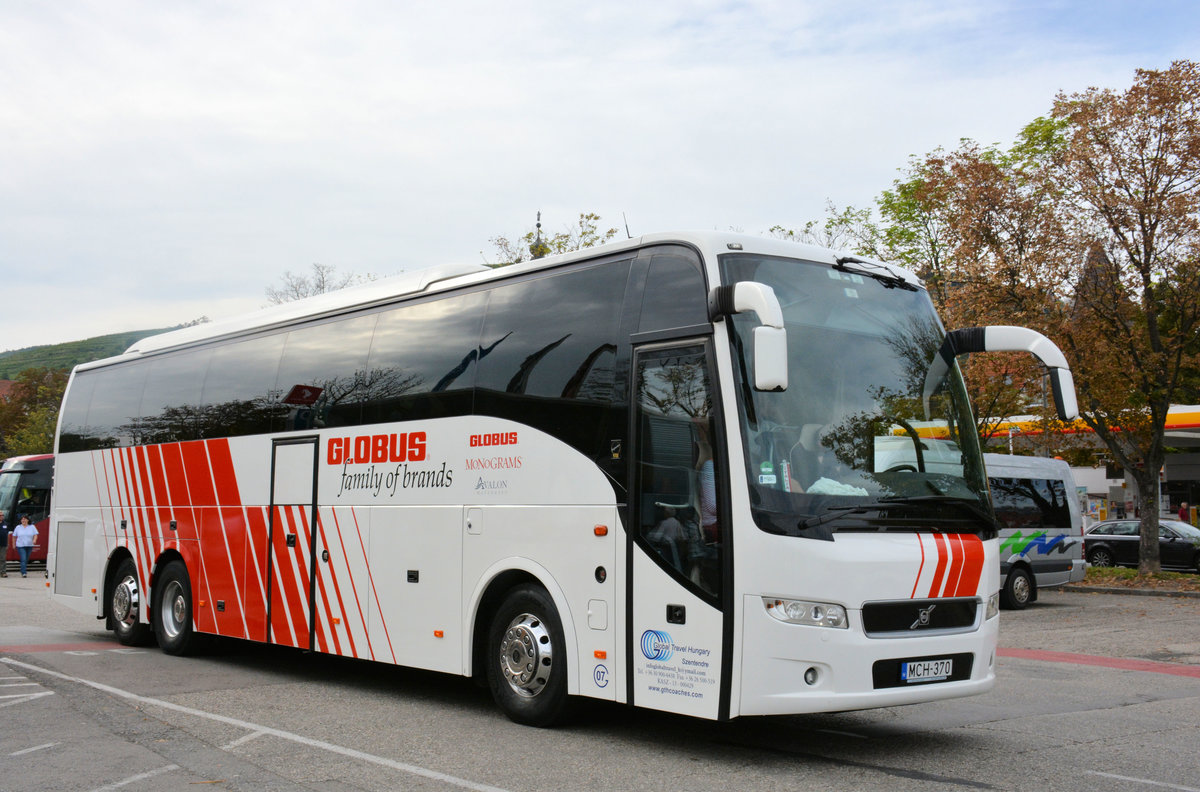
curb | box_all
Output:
[1061,584,1200,599]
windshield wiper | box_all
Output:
[798,504,890,530]
[834,256,919,292]
[798,496,994,531]
[878,496,997,526]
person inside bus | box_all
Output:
[13,514,37,578]
[692,417,722,542]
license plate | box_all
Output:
[901,658,953,683]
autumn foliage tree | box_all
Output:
[779,62,1200,573]
[918,61,1200,572]
[0,367,69,456]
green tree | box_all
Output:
[908,61,1200,573]
[486,212,620,267]
[0,367,69,456]
[769,201,883,258]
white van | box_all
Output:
[983,453,1086,609]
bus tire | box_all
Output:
[110,558,152,646]
[486,584,569,727]
[1000,566,1034,610]
[152,560,197,656]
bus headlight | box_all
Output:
[986,593,999,620]
[763,597,848,629]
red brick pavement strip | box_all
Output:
[998,647,1200,678]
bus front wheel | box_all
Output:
[1001,566,1034,610]
[153,560,197,656]
[486,584,569,727]
[110,558,152,646]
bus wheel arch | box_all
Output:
[105,551,152,646]
[1001,563,1035,610]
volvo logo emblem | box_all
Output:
[910,604,937,630]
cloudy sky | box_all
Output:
[2,1,1197,352]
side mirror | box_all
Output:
[923,326,1078,421]
[709,282,787,391]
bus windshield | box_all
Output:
[719,253,991,539]
[0,472,20,518]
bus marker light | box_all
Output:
[434,630,444,638]
[332,617,341,625]
[594,650,606,659]
[91,588,97,594]
[594,525,608,536]
[198,600,205,608]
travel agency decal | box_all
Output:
[639,629,717,701]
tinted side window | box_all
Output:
[276,313,377,430]
[989,477,1070,530]
[474,261,629,458]
[84,364,148,448]
[638,250,708,333]
[364,291,489,423]
[200,335,286,437]
[58,373,97,452]
[135,348,212,444]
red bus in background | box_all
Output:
[1,454,53,569]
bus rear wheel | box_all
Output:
[110,558,152,646]
[486,584,569,727]
[153,560,197,656]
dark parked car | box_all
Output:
[1084,519,1200,573]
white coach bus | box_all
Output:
[48,232,1078,725]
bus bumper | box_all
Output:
[736,594,998,717]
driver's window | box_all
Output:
[635,344,721,598]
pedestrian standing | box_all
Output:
[0,510,8,577]
[1179,501,1191,524]
[13,514,37,578]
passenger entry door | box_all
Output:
[630,342,728,719]
[266,437,319,650]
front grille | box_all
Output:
[861,597,979,636]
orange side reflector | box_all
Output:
[594,650,607,659]
[333,617,341,625]
[198,600,206,608]
[594,525,608,536]
[91,588,97,594]
[434,630,444,638]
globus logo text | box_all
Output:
[327,432,427,465]
[470,432,518,447]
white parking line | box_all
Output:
[0,691,53,708]
[10,741,59,756]
[2,657,513,792]
[221,729,266,750]
[1088,771,1200,792]
[86,764,180,792]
